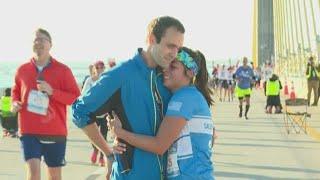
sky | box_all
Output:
[0,0,253,64]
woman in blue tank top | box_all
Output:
[110,47,216,180]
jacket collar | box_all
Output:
[134,48,157,76]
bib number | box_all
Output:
[27,90,49,115]
[167,143,180,178]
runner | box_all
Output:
[234,57,254,119]
[11,28,80,180]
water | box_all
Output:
[0,60,92,89]
[0,59,216,91]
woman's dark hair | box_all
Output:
[195,50,214,106]
[180,47,214,106]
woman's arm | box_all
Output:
[111,116,186,155]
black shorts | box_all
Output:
[221,80,229,89]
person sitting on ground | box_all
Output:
[265,74,282,114]
[0,88,18,137]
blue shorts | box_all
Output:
[20,135,66,167]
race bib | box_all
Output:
[27,90,49,115]
[167,143,180,178]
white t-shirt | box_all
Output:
[81,77,96,94]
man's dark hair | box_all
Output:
[147,16,185,43]
[36,28,52,43]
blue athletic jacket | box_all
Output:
[72,48,171,180]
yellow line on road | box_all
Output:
[288,113,320,141]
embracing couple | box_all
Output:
[72,16,216,180]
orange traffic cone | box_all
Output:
[284,80,289,95]
[290,81,296,100]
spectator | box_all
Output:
[306,56,319,106]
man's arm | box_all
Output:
[11,69,22,113]
[11,70,21,103]
[83,123,113,155]
[51,68,80,105]
[72,65,126,155]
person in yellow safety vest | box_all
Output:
[0,88,18,137]
[306,56,320,106]
[265,74,282,114]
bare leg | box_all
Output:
[47,167,62,180]
[26,158,41,180]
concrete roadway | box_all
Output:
[1,89,320,179]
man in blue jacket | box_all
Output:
[72,16,185,179]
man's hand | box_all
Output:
[37,80,53,95]
[11,101,22,113]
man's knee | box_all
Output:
[47,167,62,180]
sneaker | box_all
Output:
[9,132,18,138]
[99,157,105,167]
[245,116,249,120]
[91,150,98,164]
[239,111,242,118]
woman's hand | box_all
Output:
[112,138,126,154]
[107,111,123,138]
[106,112,126,154]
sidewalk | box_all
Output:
[213,88,320,179]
